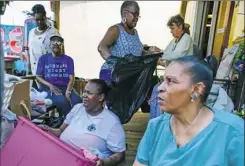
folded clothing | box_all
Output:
[31,102,47,114]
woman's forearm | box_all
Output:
[36,76,52,88]
[142,46,163,56]
[103,152,125,166]
[66,75,75,92]
[98,44,111,60]
[47,127,63,137]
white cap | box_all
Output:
[50,33,64,42]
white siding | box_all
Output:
[184,1,197,38]
[233,1,244,40]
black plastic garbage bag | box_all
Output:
[105,53,162,124]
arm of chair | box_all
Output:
[20,75,36,80]
[20,100,31,120]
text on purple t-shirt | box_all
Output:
[36,53,74,87]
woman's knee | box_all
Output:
[70,90,82,105]
[52,95,67,105]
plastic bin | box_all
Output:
[0,117,96,166]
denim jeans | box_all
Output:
[39,86,82,116]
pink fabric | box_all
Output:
[82,149,100,161]
[0,117,96,166]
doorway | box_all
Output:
[198,1,219,59]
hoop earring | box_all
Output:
[122,17,126,23]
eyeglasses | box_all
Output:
[125,10,141,19]
[51,40,63,45]
[82,90,100,96]
[35,18,46,23]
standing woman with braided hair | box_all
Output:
[28,4,60,76]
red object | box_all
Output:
[33,100,45,105]
[50,1,55,12]
[22,54,27,61]
[0,117,96,166]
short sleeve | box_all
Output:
[136,121,154,165]
[226,135,244,166]
[67,57,74,75]
[36,55,45,76]
[106,123,126,153]
[64,104,82,125]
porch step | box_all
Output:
[121,111,149,166]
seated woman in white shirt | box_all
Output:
[150,15,194,119]
[39,79,126,166]
[158,14,193,66]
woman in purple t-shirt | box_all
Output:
[36,34,82,116]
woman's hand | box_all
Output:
[143,45,163,56]
[149,46,163,53]
[37,124,49,132]
[157,59,166,66]
[49,84,62,95]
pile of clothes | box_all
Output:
[1,72,53,148]
[30,87,53,116]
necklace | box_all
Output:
[36,25,49,34]
[36,27,46,33]
[172,106,204,139]
[172,32,185,51]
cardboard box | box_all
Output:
[10,79,31,118]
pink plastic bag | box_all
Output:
[82,149,100,161]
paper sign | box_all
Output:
[217,28,225,34]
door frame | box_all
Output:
[219,1,235,63]
[206,1,220,57]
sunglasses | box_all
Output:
[51,40,63,45]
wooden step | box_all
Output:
[125,131,144,139]
[123,114,149,132]
[121,111,149,166]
